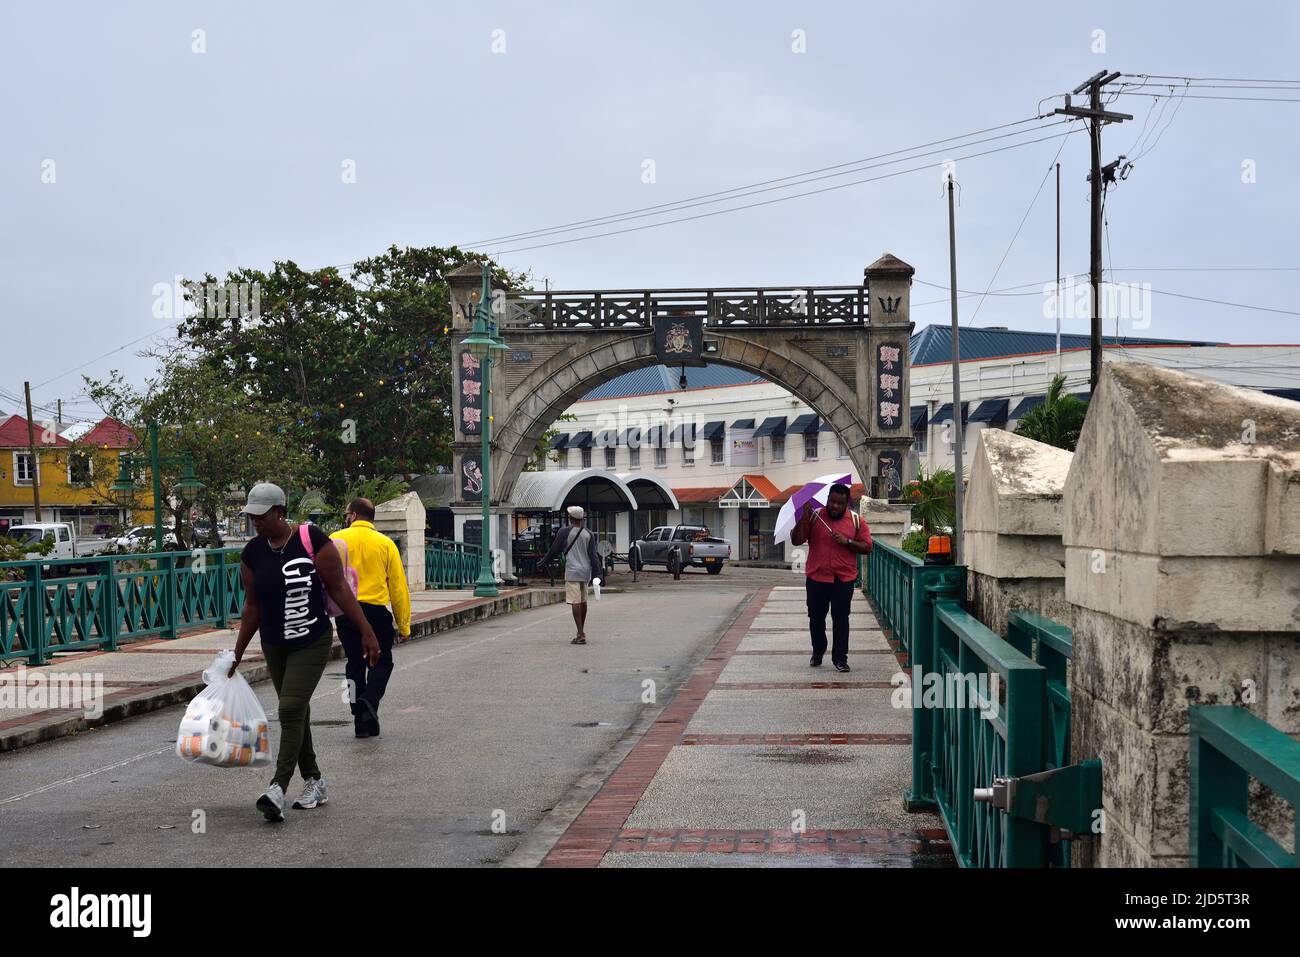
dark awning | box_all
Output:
[754,416,787,438]
[620,427,642,447]
[819,418,835,432]
[730,418,755,430]
[669,422,696,445]
[969,398,1009,425]
[569,431,594,449]
[1008,395,1044,419]
[594,430,618,448]
[643,425,665,447]
[701,420,726,440]
[911,406,928,429]
[1071,391,1092,403]
[1265,388,1300,403]
[932,402,969,426]
[548,433,570,450]
[788,413,820,434]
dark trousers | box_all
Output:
[806,576,854,664]
[262,630,332,791]
[336,603,396,715]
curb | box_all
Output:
[0,586,565,753]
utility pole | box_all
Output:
[1055,70,1131,390]
[946,172,964,566]
[1055,162,1062,376]
[23,381,43,521]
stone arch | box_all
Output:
[493,330,873,503]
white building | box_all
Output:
[910,327,1300,476]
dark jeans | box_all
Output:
[336,603,396,716]
[262,630,332,791]
[806,576,855,664]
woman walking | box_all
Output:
[229,483,380,822]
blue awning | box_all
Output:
[730,418,755,430]
[969,398,1009,425]
[669,422,696,444]
[701,420,726,439]
[569,431,594,449]
[594,430,619,448]
[931,402,969,426]
[788,413,820,435]
[620,427,642,446]
[548,433,570,450]
[1009,395,1044,419]
[754,416,787,438]
[643,425,665,447]
[911,406,928,429]
[1265,388,1300,403]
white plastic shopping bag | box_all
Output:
[176,650,272,768]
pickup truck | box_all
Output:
[5,522,114,561]
[631,525,731,575]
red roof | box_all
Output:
[81,417,139,449]
[0,415,70,448]
[672,486,730,504]
[740,474,783,501]
[774,481,866,504]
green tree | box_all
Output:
[174,246,526,500]
[1014,373,1089,451]
[85,359,312,546]
[903,464,956,535]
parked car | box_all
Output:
[631,525,731,575]
[5,522,114,560]
[114,525,179,552]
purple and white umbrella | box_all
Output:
[773,472,852,543]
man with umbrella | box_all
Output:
[790,483,872,672]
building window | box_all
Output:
[604,447,616,469]
[682,444,694,466]
[770,436,785,463]
[711,437,724,465]
[803,434,818,461]
[558,449,570,470]
[14,453,36,485]
[654,447,667,468]
[837,436,848,458]
[629,447,641,468]
[913,427,928,454]
[68,453,93,485]
[581,448,592,469]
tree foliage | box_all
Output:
[1014,373,1089,451]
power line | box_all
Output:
[492,127,1085,257]
[466,115,1062,247]
[969,136,1071,326]
[1116,91,1300,104]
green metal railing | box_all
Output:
[0,548,245,665]
[866,542,1098,867]
[1190,706,1300,868]
[424,539,481,590]
[929,599,1049,867]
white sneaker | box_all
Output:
[256,783,286,822]
[293,777,328,809]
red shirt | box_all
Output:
[804,507,872,583]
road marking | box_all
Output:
[0,607,571,807]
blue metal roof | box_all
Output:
[581,364,763,400]
[910,325,1222,366]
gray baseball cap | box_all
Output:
[242,482,286,515]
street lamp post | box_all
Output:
[111,421,204,551]
[460,264,509,598]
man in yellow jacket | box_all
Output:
[330,498,412,738]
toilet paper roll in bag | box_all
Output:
[178,650,273,768]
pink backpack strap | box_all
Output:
[298,523,314,557]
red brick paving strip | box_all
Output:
[611,827,953,858]
[713,681,892,690]
[680,733,911,746]
[541,586,773,868]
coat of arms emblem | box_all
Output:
[663,322,692,354]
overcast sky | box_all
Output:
[4,0,1299,421]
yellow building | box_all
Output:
[0,415,151,536]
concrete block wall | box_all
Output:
[1064,362,1300,867]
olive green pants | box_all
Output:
[262,630,332,791]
